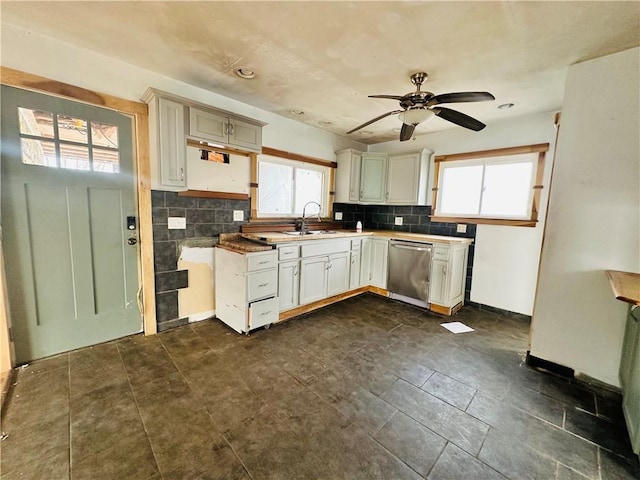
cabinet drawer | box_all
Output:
[301,240,351,258]
[278,245,299,261]
[247,252,277,271]
[433,247,449,261]
[249,297,278,330]
[247,269,278,301]
[351,239,362,250]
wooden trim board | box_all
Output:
[262,146,337,168]
[178,190,249,200]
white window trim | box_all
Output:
[432,143,549,227]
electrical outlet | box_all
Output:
[335,212,343,220]
[456,224,467,233]
[167,217,186,230]
[233,210,244,222]
[394,216,403,226]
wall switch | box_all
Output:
[335,212,343,220]
[394,216,403,226]
[456,224,467,233]
[168,217,186,230]
[233,210,244,222]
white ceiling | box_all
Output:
[2,1,639,144]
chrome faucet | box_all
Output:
[300,201,322,234]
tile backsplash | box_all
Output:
[151,190,249,331]
[333,203,476,302]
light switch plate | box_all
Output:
[456,224,467,233]
[335,212,343,220]
[233,210,244,222]
[394,216,403,226]
[168,217,186,230]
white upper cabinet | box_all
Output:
[144,91,187,191]
[360,153,388,203]
[334,149,431,205]
[189,107,262,153]
[386,151,430,205]
[335,149,362,203]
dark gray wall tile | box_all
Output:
[155,270,189,293]
[156,291,178,323]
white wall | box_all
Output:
[530,47,640,387]
[370,112,558,315]
[0,23,366,160]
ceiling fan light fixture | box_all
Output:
[398,108,435,125]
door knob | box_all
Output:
[127,237,137,246]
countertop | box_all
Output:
[217,233,274,253]
[241,229,474,245]
[606,270,640,306]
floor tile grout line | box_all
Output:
[116,339,164,480]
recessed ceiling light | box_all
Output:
[319,120,333,126]
[359,131,373,136]
[235,68,256,79]
[498,103,514,110]
[290,109,305,116]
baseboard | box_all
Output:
[525,352,575,378]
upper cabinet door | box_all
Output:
[228,117,262,152]
[158,97,187,187]
[387,152,421,203]
[189,107,228,144]
[360,153,387,203]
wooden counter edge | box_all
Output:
[606,270,640,306]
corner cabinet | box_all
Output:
[143,88,266,191]
[335,149,361,203]
[334,149,431,205]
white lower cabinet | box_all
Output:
[429,244,469,313]
[370,238,389,289]
[350,251,361,289]
[620,306,640,455]
[299,256,329,305]
[214,248,278,333]
[327,252,350,297]
[278,260,299,311]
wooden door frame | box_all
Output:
[0,67,157,370]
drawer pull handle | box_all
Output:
[261,311,272,316]
[258,283,269,287]
[258,261,269,265]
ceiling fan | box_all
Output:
[347,72,495,141]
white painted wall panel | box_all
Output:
[530,47,640,387]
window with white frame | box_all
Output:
[257,155,330,217]
[432,144,548,226]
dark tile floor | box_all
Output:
[1,293,639,479]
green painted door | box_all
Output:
[1,85,141,363]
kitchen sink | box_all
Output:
[283,230,338,236]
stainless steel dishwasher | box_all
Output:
[387,239,433,307]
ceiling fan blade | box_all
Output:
[346,109,402,134]
[434,107,486,131]
[399,123,415,141]
[428,92,495,106]
[368,95,404,100]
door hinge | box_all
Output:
[7,327,13,342]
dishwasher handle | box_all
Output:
[389,240,433,252]
[391,244,431,252]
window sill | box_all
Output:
[430,216,538,227]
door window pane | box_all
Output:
[439,165,483,215]
[21,138,57,167]
[259,162,293,214]
[60,144,90,171]
[18,108,54,138]
[57,114,88,143]
[93,148,120,173]
[91,121,119,148]
[481,162,534,217]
